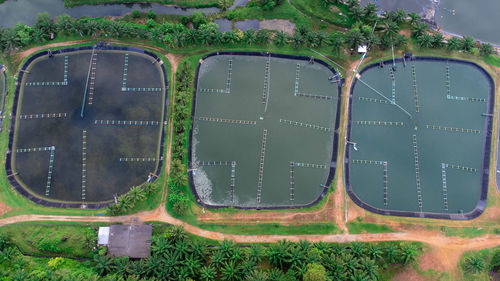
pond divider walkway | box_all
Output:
[226,59,232,94]
[119,157,156,162]
[441,163,449,211]
[412,135,423,212]
[94,120,160,126]
[198,117,256,125]
[19,113,67,119]
[256,129,267,204]
[45,146,55,197]
[88,52,98,105]
[280,118,331,132]
[81,130,87,201]
[412,64,420,112]
[358,96,392,104]
[353,121,404,126]
[425,125,481,134]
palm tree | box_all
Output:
[128,186,146,202]
[217,239,236,260]
[480,43,495,56]
[350,270,369,281]
[349,6,364,23]
[349,242,365,258]
[359,257,378,280]
[431,33,444,48]
[184,254,201,278]
[393,9,407,24]
[273,31,288,46]
[366,244,382,261]
[112,256,130,276]
[344,28,364,50]
[245,269,268,281]
[383,243,399,264]
[411,22,428,38]
[363,3,378,23]
[291,32,304,49]
[267,268,284,281]
[243,30,256,45]
[199,265,217,281]
[145,255,162,277]
[287,246,306,268]
[221,260,241,281]
[241,260,256,276]
[446,37,461,51]
[460,36,476,53]
[93,255,113,276]
[328,32,344,54]
[222,31,238,45]
[343,253,359,275]
[267,240,290,269]
[417,34,433,49]
[400,244,419,265]
[381,20,399,38]
[408,12,421,25]
[246,244,264,264]
[127,259,146,276]
[463,256,485,274]
[346,0,359,9]
[256,30,270,45]
[168,225,187,243]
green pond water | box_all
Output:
[12,50,165,203]
[348,59,491,214]
[192,55,339,207]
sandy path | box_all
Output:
[16,40,92,62]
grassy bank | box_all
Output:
[63,0,227,8]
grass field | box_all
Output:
[0,221,104,258]
[198,223,341,235]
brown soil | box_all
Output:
[259,20,296,35]
[392,268,428,281]
[16,40,91,62]
[0,201,12,217]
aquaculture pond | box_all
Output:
[9,47,167,207]
[191,53,341,208]
[347,57,494,219]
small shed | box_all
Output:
[98,225,153,258]
[357,45,368,54]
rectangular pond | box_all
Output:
[9,47,167,207]
[190,53,341,208]
[347,57,494,219]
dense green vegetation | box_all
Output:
[0,222,423,280]
[63,0,229,9]
[460,246,500,280]
[0,222,100,258]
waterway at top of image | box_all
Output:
[360,0,431,14]
[435,0,500,46]
[0,0,219,27]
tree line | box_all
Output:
[0,224,423,280]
